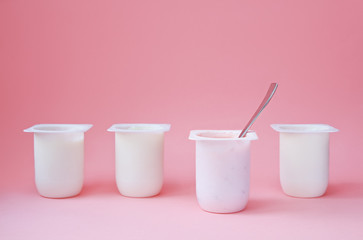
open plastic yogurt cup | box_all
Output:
[108,124,170,197]
[271,124,338,198]
[24,124,92,198]
[189,130,258,213]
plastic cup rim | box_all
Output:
[107,123,171,133]
[189,130,258,141]
[24,124,93,133]
[271,124,339,133]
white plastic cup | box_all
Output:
[24,124,92,198]
[271,124,338,198]
[189,130,258,213]
[108,124,170,197]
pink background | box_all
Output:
[1,0,362,239]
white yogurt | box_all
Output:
[24,124,92,198]
[189,130,258,213]
[108,124,170,197]
[271,124,338,198]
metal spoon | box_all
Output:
[239,83,278,138]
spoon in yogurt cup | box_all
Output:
[238,83,278,138]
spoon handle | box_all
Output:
[239,83,278,138]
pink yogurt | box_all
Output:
[189,130,258,213]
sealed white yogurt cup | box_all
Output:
[271,124,338,198]
[189,130,258,213]
[108,124,170,197]
[24,124,92,198]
